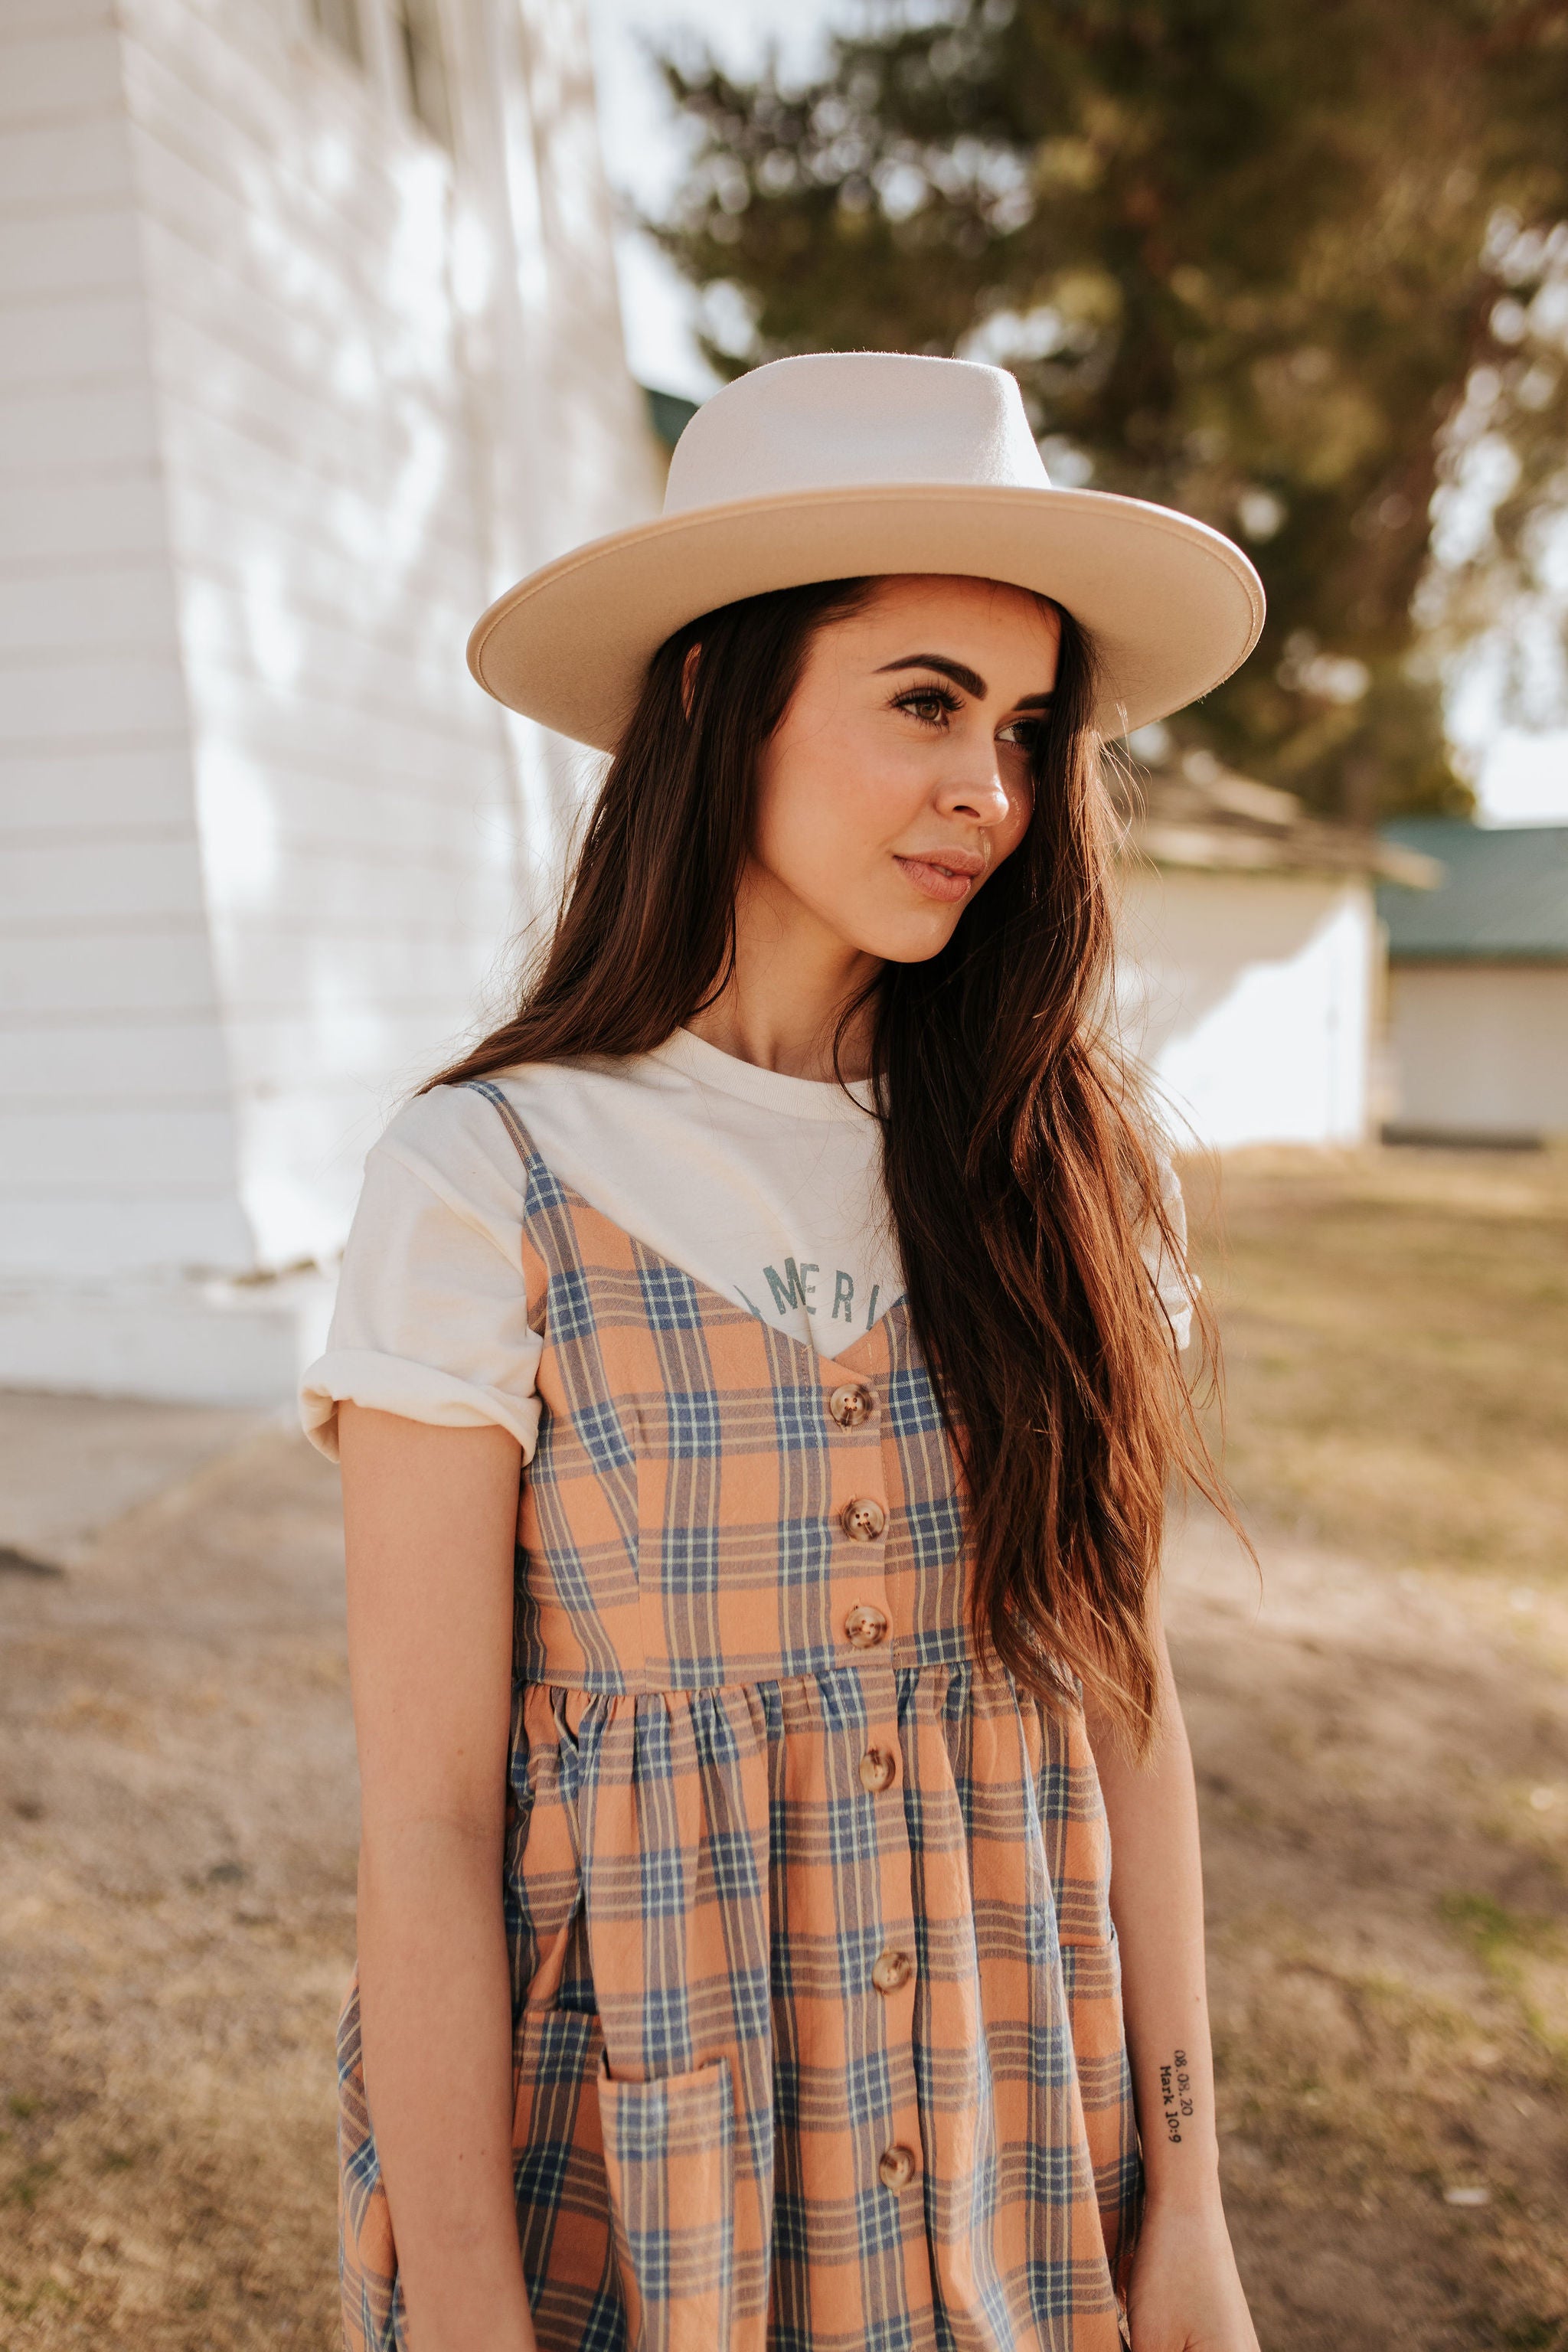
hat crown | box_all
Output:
[663,351,1051,514]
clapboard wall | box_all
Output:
[128,0,526,1272]
[0,0,252,1299]
[0,0,659,1397]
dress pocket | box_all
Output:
[597,2053,737,2352]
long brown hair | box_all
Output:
[430,577,1230,1756]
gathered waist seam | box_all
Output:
[511,1651,993,1700]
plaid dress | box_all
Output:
[338,1086,1144,2350]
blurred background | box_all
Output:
[1,0,1565,2344]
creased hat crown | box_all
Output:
[664,351,1051,513]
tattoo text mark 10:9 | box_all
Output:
[1158,2048,1194,2145]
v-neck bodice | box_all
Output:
[487,1086,959,1697]
[476,1076,907,1384]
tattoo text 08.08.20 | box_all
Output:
[1158,2049,1194,2144]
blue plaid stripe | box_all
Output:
[770,1379,825,1454]
[639,1258,705,1331]
[544,1262,596,1343]
[658,1519,720,1596]
[884,1358,945,1432]
[664,1384,722,1459]
[571,1394,635,1473]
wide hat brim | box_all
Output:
[468,480,1266,752]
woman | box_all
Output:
[302,351,1267,2352]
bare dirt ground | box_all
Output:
[0,1145,1565,2349]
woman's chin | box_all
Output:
[846,911,966,966]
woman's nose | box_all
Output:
[939,763,1012,826]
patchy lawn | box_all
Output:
[0,1145,1563,2347]
[1177,1145,1568,2351]
[1184,1142,1568,1584]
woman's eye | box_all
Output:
[895,687,958,726]
[997,718,1042,751]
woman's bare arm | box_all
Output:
[340,1404,536,2352]
[1085,1601,1259,2350]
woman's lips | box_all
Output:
[893,853,981,905]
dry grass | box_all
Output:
[0,1145,1564,2347]
[1174,1145,1568,2350]
[1184,1142,1568,1585]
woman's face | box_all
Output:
[750,573,1060,966]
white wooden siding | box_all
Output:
[0,0,248,1287]
[113,0,506,1261]
[2,0,659,1397]
[111,0,657,1272]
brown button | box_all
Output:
[871,1948,913,1994]
[878,2144,918,2190]
[844,1603,889,1650]
[828,1382,876,1429]
[858,1746,897,1793]
[841,1497,887,1544]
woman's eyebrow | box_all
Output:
[874,653,988,697]
[874,655,1056,709]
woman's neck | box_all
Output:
[684,863,880,1082]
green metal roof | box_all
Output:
[642,384,701,452]
[1377,819,1568,961]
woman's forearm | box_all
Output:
[340,1407,534,2351]
[358,1821,536,2351]
[1086,1624,1223,2211]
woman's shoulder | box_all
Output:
[374,1076,513,1166]
[360,1079,550,1241]
[370,1060,625,1206]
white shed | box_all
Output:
[1116,760,1439,1152]
[1377,819,1568,1145]
[0,0,663,1402]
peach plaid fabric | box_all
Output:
[338,1085,1143,2350]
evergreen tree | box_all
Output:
[653,0,1568,818]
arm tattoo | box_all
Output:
[1158,2048,1195,2145]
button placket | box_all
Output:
[855,1636,921,2221]
[843,1601,888,1649]
[841,1495,887,1544]
[825,1354,920,2206]
[871,1946,913,1995]
[828,1380,877,1430]
[831,1374,893,1664]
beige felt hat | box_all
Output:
[468,351,1266,749]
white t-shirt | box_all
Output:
[299,1026,1191,1463]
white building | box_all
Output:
[1117,760,1438,1152]
[1378,819,1568,1145]
[0,3,1449,1406]
[0,0,663,1402]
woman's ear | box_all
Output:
[681,642,701,720]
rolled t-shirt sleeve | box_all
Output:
[299,1088,543,1463]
